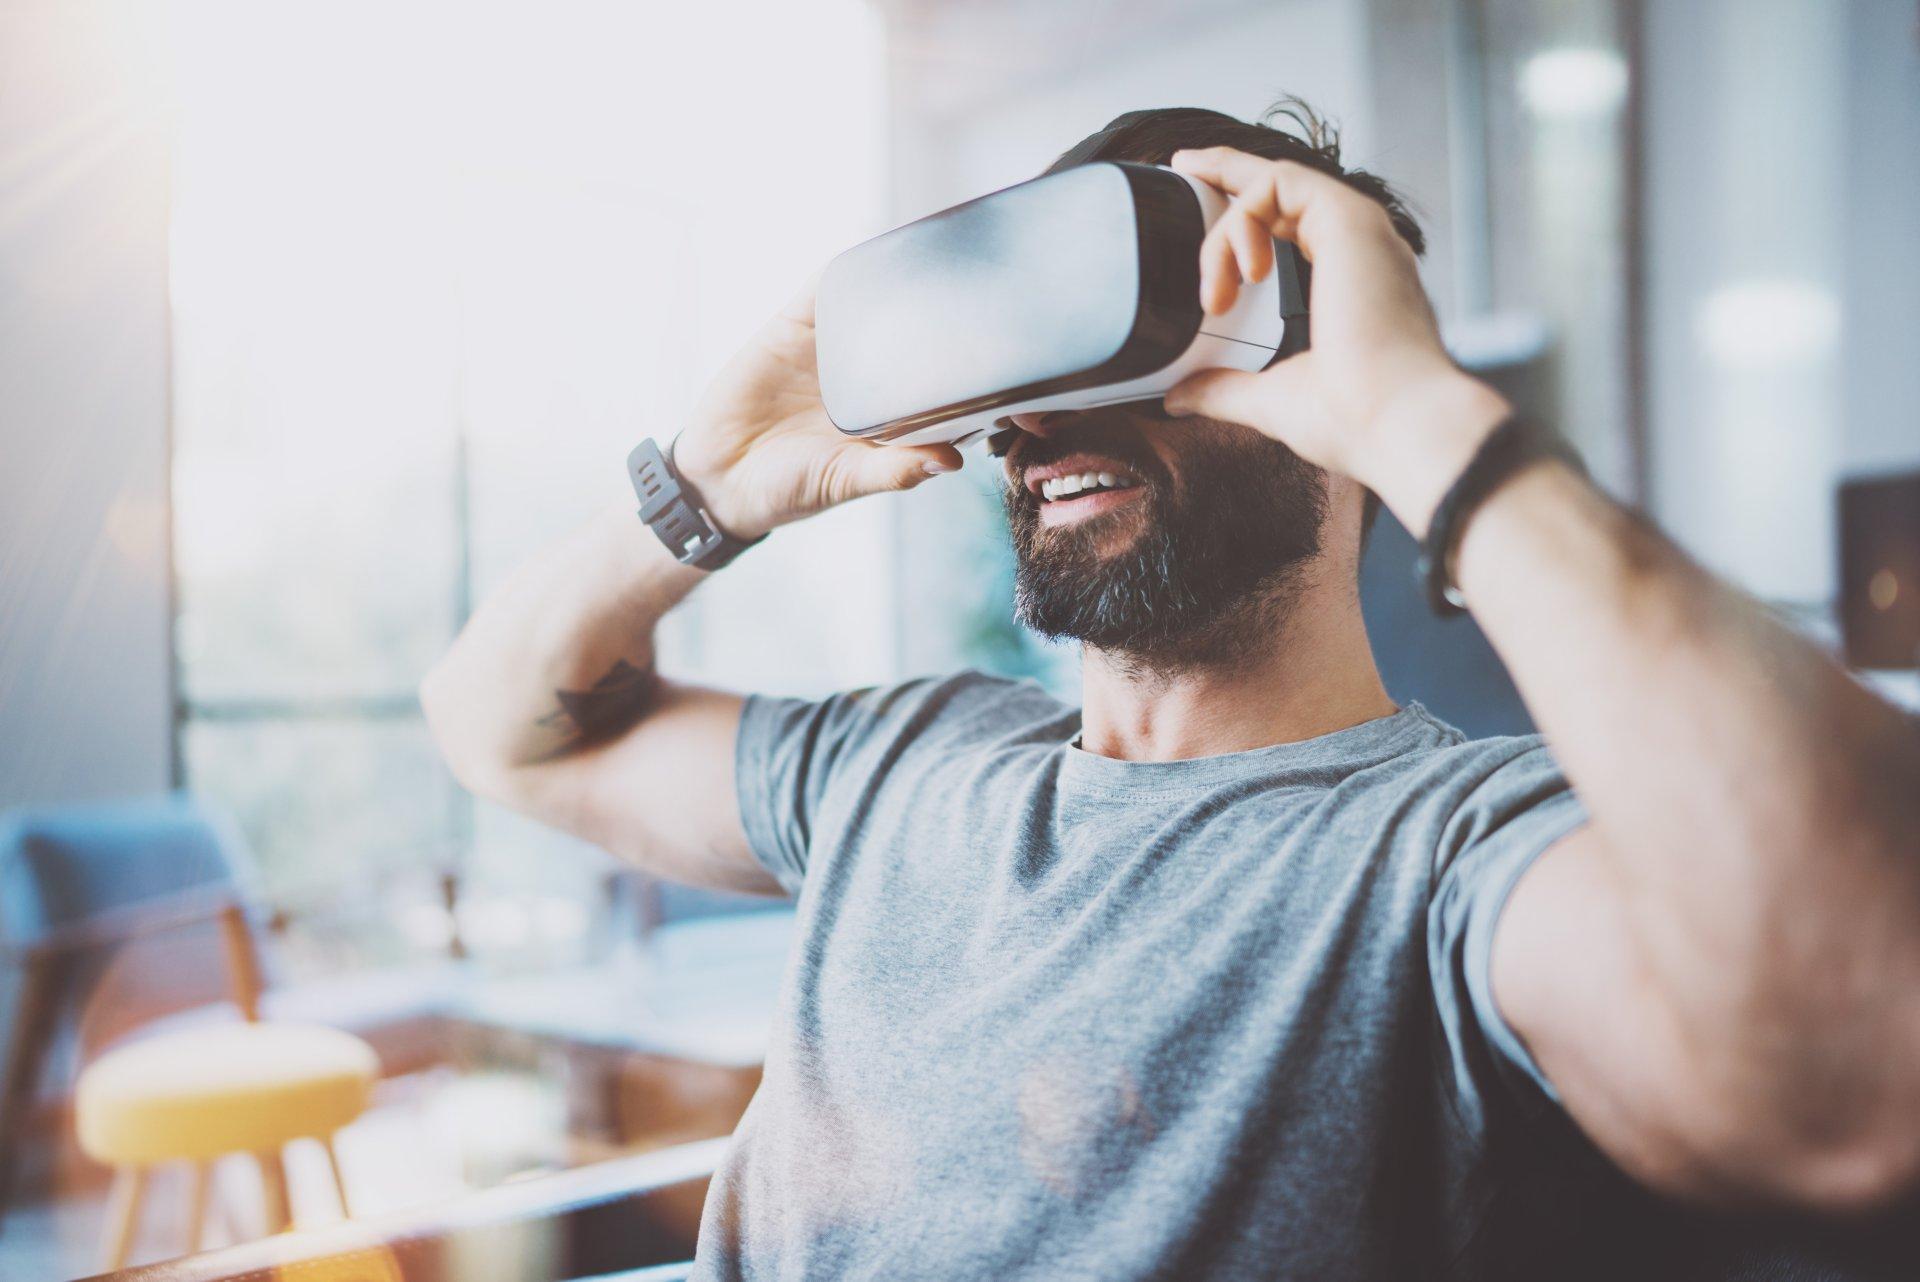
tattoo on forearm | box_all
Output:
[536,659,658,751]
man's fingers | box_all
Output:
[1171,148,1344,260]
[852,441,962,495]
[1164,367,1259,424]
[1198,221,1243,315]
[1223,205,1274,286]
[1164,359,1316,436]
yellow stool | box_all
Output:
[76,1022,378,1269]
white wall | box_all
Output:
[1644,0,1919,604]
[1842,0,1920,477]
[888,0,1371,219]
[0,2,173,809]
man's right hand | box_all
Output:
[423,275,965,895]
[671,278,965,543]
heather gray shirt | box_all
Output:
[693,671,1641,1281]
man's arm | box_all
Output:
[1164,147,1920,1212]
[420,281,962,895]
[1457,462,1920,1212]
[420,501,773,893]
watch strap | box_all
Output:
[627,437,763,571]
[1417,415,1585,616]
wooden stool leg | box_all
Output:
[210,1162,243,1248]
[101,1166,148,1270]
[255,1150,290,1234]
[183,1161,212,1254]
[322,1135,352,1219]
[0,954,65,1231]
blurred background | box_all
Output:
[2,0,1916,1276]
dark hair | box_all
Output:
[1047,99,1424,256]
[1049,99,1425,541]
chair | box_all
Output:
[73,899,379,1268]
[1359,509,1536,739]
[0,794,254,1225]
[0,795,381,1269]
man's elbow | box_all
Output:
[1726,835,1920,1214]
[1768,1123,1920,1218]
[418,664,510,802]
[1786,848,1920,1214]
[1682,1069,1920,1215]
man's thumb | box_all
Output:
[1165,363,1305,433]
[856,441,964,494]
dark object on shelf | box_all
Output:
[1838,469,1920,670]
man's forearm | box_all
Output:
[420,501,705,791]
[1404,413,1920,1186]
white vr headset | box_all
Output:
[815,161,1309,449]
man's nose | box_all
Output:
[1007,411,1073,437]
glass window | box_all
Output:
[169,0,888,949]
[180,718,458,887]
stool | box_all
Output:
[75,1021,378,1269]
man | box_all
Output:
[421,106,1920,1278]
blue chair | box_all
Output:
[0,794,258,1228]
[1358,509,1536,739]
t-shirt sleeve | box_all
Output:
[1427,739,1588,1122]
[734,687,886,895]
[732,672,1030,895]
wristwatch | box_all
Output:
[626,437,764,572]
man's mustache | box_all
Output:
[1004,411,1170,494]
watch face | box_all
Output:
[815,163,1205,442]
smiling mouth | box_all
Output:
[1035,469,1142,503]
[1031,477,1147,530]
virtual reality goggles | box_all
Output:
[816,161,1309,449]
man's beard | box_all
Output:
[1004,417,1329,676]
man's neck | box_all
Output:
[1076,571,1396,762]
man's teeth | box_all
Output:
[1039,471,1131,502]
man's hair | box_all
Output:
[1047,99,1426,540]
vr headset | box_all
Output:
[815,161,1309,449]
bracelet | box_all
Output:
[1416,415,1585,616]
[627,437,765,572]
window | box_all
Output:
[169,1,887,959]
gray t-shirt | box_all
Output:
[692,670,1645,1280]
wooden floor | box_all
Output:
[0,1065,577,1282]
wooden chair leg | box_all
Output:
[209,1162,243,1249]
[102,1166,148,1271]
[255,1150,290,1234]
[0,953,67,1231]
[183,1161,212,1254]
[322,1135,351,1219]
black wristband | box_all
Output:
[1417,416,1584,616]
[627,437,764,572]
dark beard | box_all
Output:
[1004,419,1329,676]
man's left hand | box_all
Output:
[1162,146,1508,538]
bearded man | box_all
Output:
[422,106,1920,1279]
